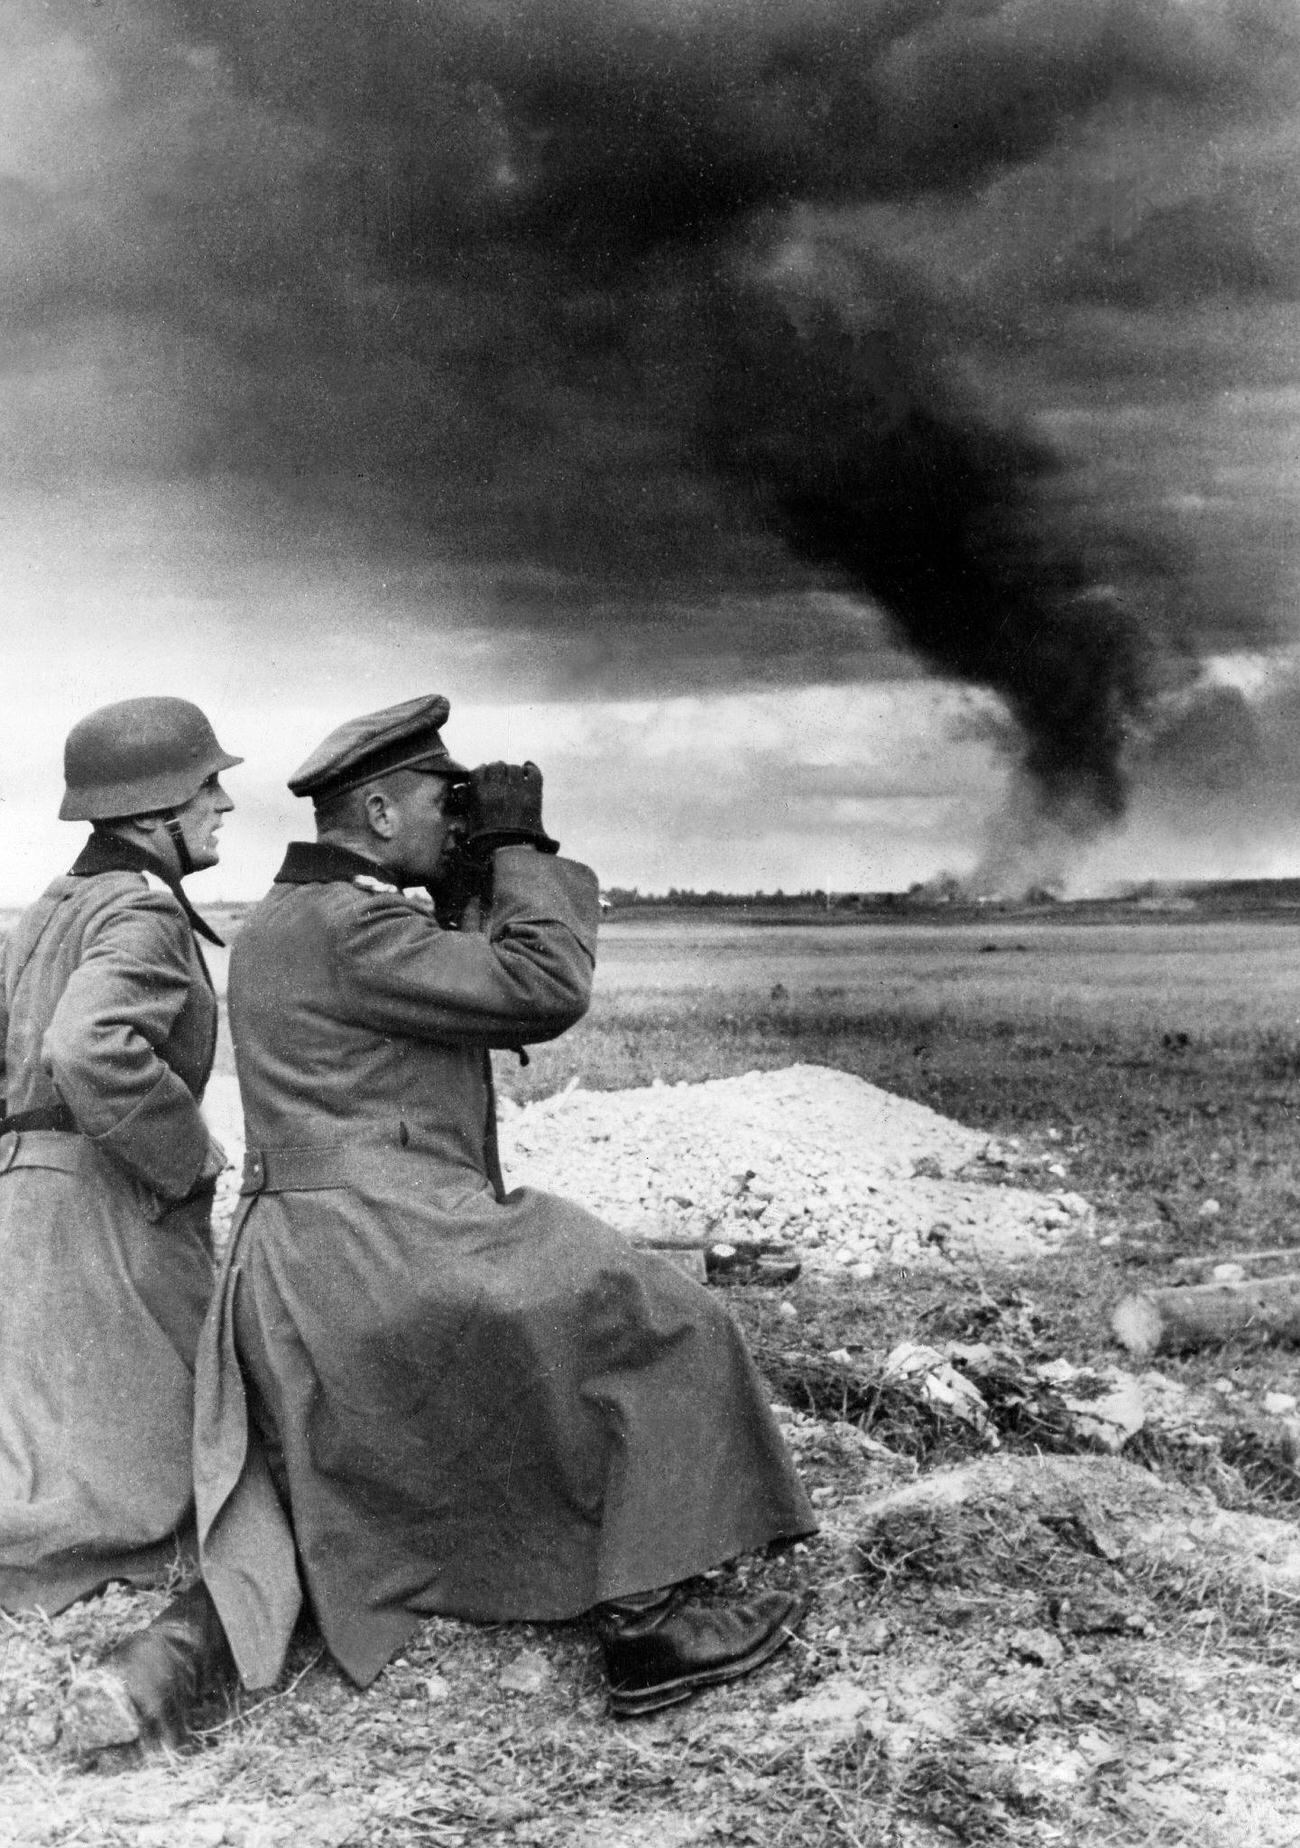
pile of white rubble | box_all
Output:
[496,1063,1092,1276]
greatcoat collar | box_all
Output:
[273,841,398,887]
[70,832,225,946]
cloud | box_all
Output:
[4,0,1300,888]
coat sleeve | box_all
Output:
[41,889,219,1200]
[329,847,601,1048]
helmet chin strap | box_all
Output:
[161,811,195,879]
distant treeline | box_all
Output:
[602,877,1300,916]
[602,887,877,910]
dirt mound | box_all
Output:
[856,1451,1300,1612]
[497,1063,1092,1273]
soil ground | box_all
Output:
[6,916,1300,1846]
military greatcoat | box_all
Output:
[0,835,225,1614]
[196,842,814,1690]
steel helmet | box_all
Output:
[59,697,243,822]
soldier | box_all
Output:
[0,699,238,1668]
[188,693,815,1725]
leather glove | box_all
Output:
[464,761,560,857]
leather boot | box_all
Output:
[61,1582,235,1755]
[596,1585,809,1719]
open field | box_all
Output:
[7,915,1300,1846]
[575,914,1300,1032]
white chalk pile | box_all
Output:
[496,1063,1092,1276]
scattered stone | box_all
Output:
[189,1824,230,1848]
[1062,1377,1146,1453]
[883,1342,996,1443]
[25,1710,61,1749]
[777,1674,879,1741]
[1075,1728,1124,1768]
[59,1666,142,1755]
[1008,1627,1066,1667]
[1036,1357,1077,1385]
[498,1649,552,1696]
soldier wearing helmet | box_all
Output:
[0,698,240,1698]
[59,695,240,877]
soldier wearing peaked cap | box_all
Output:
[284,691,472,794]
[0,700,239,1694]
[77,691,814,1742]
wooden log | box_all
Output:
[1169,1247,1300,1274]
[1112,1272,1300,1360]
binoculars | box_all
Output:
[443,779,474,823]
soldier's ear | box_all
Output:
[362,788,396,840]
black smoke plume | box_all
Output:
[700,241,1157,821]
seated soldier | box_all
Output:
[0,699,238,1684]
[82,694,815,1742]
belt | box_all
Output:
[241,1144,355,1194]
[0,1101,78,1135]
[0,1129,93,1178]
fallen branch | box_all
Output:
[1112,1273,1300,1360]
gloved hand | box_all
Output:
[464,761,560,857]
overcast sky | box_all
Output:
[4,0,1300,903]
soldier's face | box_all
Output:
[390,774,462,884]
[173,773,235,872]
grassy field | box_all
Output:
[8,914,1300,1846]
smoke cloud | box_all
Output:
[6,0,1300,869]
[699,236,1159,822]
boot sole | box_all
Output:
[609,1591,809,1719]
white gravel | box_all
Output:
[496,1063,1092,1275]
[205,1063,1092,1273]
